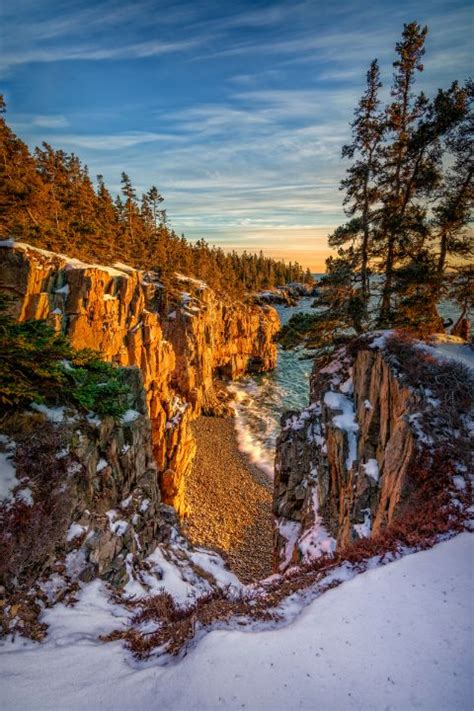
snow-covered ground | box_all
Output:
[1,534,472,711]
[425,335,474,371]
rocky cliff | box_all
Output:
[273,333,473,569]
[0,364,178,640]
[0,241,279,516]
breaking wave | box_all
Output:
[230,298,315,478]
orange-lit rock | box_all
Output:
[0,241,279,514]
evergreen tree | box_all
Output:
[336,59,384,305]
[448,265,474,338]
[376,22,429,324]
[433,81,474,275]
[120,172,137,242]
[311,23,472,349]
[0,96,309,296]
[147,185,165,227]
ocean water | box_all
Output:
[230,298,315,476]
[230,294,468,478]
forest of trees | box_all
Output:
[307,22,473,347]
[0,98,310,296]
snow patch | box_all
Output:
[1,535,472,710]
[121,409,140,424]
[0,437,18,503]
[277,519,302,570]
[31,403,67,423]
[66,523,87,542]
[324,390,359,470]
[362,458,380,482]
[96,458,108,473]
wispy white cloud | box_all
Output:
[32,115,69,128]
[42,131,185,150]
[3,0,471,267]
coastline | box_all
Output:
[182,416,274,583]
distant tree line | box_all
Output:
[0,99,310,295]
[309,22,473,346]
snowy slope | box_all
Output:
[1,533,472,711]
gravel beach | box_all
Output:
[182,416,274,582]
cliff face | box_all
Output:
[0,367,171,609]
[273,334,472,569]
[0,241,279,515]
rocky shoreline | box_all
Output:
[182,416,274,583]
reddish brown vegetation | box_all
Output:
[0,420,78,591]
[105,444,471,660]
[384,330,473,420]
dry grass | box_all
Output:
[104,445,471,660]
[0,419,78,591]
[384,330,473,419]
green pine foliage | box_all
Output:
[308,22,473,349]
[0,300,129,418]
[0,99,307,296]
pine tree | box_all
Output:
[376,22,429,324]
[448,265,474,338]
[336,59,384,303]
[433,81,474,276]
[310,23,471,349]
[147,185,165,228]
[120,172,137,242]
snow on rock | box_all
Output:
[66,523,87,542]
[420,340,474,372]
[319,359,342,375]
[324,390,359,470]
[0,534,472,711]
[16,487,33,506]
[121,409,141,424]
[31,403,67,423]
[297,488,336,563]
[0,436,18,502]
[123,531,243,603]
[277,519,302,569]
[362,458,380,482]
[64,548,87,578]
[112,262,138,275]
[96,458,108,473]
[339,376,353,395]
[453,476,467,491]
[368,330,394,350]
[139,498,150,513]
[106,510,128,536]
[175,272,208,289]
[186,547,242,592]
[354,509,372,538]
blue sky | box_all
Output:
[1,0,472,269]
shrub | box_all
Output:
[384,331,473,418]
[0,423,76,590]
[277,313,319,349]
[0,299,70,409]
[67,350,130,418]
[0,299,130,418]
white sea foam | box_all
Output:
[229,298,314,479]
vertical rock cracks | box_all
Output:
[274,336,472,570]
[0,242,279,518]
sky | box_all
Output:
[1,0,472,270]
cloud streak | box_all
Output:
[3,0,472,267]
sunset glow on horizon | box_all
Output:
[2,1,471,267]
